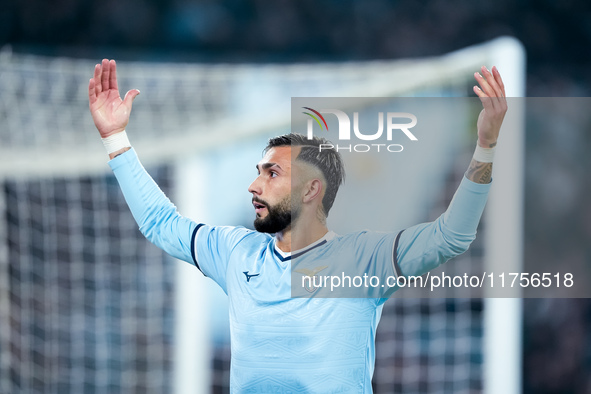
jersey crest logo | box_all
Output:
[243,271,260,282]
[295,266,328,293]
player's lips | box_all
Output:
[252,200,267,214]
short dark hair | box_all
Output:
[265,133,345,216]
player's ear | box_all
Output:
[302,178,323,204]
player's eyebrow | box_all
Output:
[256,162,282,173]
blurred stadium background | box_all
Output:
[1,1,590,393]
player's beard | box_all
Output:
[253,195,300,234]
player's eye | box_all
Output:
[270,171,278,178]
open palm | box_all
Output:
[89,59,139,138]
[473,65,507,148]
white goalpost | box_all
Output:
[481,38,526,394]
[0,36,525,394]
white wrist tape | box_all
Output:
[473,142,496,163]
[102,130,131,154]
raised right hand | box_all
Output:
[88,59,140,138]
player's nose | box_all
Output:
[248,176,261,195]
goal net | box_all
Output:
[0,37,524,394]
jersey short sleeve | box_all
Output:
[192,224,254,293]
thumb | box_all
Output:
[123,89,140,109]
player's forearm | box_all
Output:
[397,176,491,277]
[442,176,490,235]
[108,148,196,263]
[465,159,492,184]
[464,138,496,184]
[109,146,131,160]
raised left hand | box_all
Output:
[473,65,507,148]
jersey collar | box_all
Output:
[273,231,337,262]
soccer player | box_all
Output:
[89,59,506,392]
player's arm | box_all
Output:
[393,66,507,277]
[88,59,197,265]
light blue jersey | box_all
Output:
[109,148,491,393]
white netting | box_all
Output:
[0,40,502,178]
[1,168,175,394]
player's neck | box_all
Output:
[275,220,328,253]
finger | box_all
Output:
[473,85,486,98]
[480,66,506,111]
[473,85,491,103]
[93,63,102,94]
[474,72,497,109]
[89,78,96,104]
[109,60,118,92]
[123,89,140,109]
[480,66,504,98]
[474,71,493,95]
[101,58,110,92]
[475,69,505,111]
[473,85,495,111]
[492,66,506,98]
[492,67,508,116]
